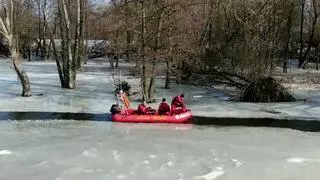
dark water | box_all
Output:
[193,116,320,132]
[0,111,320,132]
[0,111,110,121]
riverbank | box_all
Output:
[1,58,320,122]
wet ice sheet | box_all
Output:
[0,121,320,180]
[1,59,320,120]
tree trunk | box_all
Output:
[109,54,114,69]
[57,0,81,89]
[10,37,32,97]
[176,53,182,84]
[283,1,294,73]
[113,30,119,68]
[27,28,32,62]
[165,61,171,89]
[298,0,306,67]
[73,0,81,69]
[50,36,66,87]
[84,40,88,64]
[316,45,319,70]
[140,0,148,102]
[76,0,85,70]
[83,0,89,65]
[115,55,119,68]
[41,0,47,60]
[283,48,288,73]
[147,10,164,102]
[36,0,42,58]
[69,0,81,88]
[47,15,66,87]
[125,0,131,62]
[58,0,68,88]
[60,0,76,89]
[165,27,173,89]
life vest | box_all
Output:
[117,92,130,109]
[158,102,170,114]
[121,93,131,109]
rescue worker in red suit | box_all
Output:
[158,98,170,115]
[171,94,186,114]
[137,101,155,115]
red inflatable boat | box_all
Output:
[112,109,193,124]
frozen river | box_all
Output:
[1,120,320,180]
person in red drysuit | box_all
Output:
[171,94,187,114]
[158,98,170,115]
[137,101,156,115]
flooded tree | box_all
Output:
[35,0,48,60]
[282,0,296,73]
[0,0,32,97]
[240,77,296,102]
[48,0,85,89]
[140,0,148,102]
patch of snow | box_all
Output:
[32,161,48,167]
[193,170,225,180]
[175,126,192,130]
[0,150,12,155]
[159,160,175,169]
[286,157,320,163]
[117,174,126,179]
[232,159,242,168]
[96,168,104,172]
[149,154,157,159]
[83,169,94,173]
[193,95,202,98]
[143,160,150,164]
[112,150,121,163]
[82,148,97,158]
[167,161,174,167]
[178,173,184,177]
[286,157,307,163]
[218,96,232,101]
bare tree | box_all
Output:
[98,0,317,92]
[47,0,85,88]
[0,0,32,97]
[35,0,48,60]
[300,0,319,68]
[140,0,148,101]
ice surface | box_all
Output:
[1,58,320,121]
[0,121,320,179]
[1,58,320,179]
